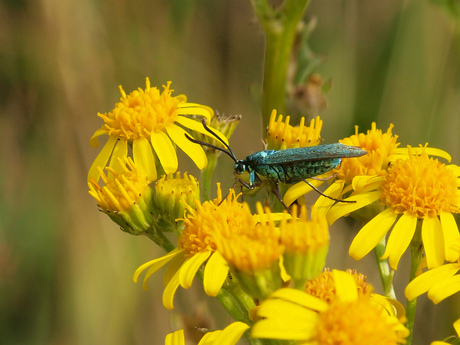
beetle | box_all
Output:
[186,120,367,212]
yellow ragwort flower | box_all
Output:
[251,270,409,344]
[88,157,154,235]
[266,109,323,150]
[133,187,259,309]
[337,147,460,270]
[406,237,460,304]
[89,78,228,183]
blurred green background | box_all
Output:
[1,0,459,344]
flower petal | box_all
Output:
[163,267,181,310]
[381,213,417,270]
[269,288,328,312]
[108,138,128,175]
[201,322,249,345]
[165,329,184,345]
[89,126,107,148]
[422,216,445,269]
[313,180,344,216]
[405,263,459,300]
[204,251,229,296]
[283,179,325,207]
[428,274,460,304]
[179,251,211,289]
[440,211,460,262]
[327,191,381,225]
[333,269,358,302]
[133,137,157,182]
[167,124,208,170]
[151,130,178,174]
[349,208,397,261]
[175,116,229,145]
[164,251,187,287]
[178,103,214,122]
[88,136,118,182]
[351,175,384,193]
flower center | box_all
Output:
[315,298,408,345]
[98,79,185,140]
[380,148,460,218]
[338,123,399,183]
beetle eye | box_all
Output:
[234,162,245,174]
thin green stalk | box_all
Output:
[250,0,311,130]
[374,236,396,299]
[201,152,218,201]
[406,222,424,345]
[144,230,175,252]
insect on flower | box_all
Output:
[186,120,367,212]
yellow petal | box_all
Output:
[422,216,445,269]
[87,136,118,182]
[89,126,107,148]
[381,213,417,270]
[352,175,384,193]
[199,331,222,344]
[333,269,358,302]
[164,252,187,287]
[179,251,211,289]
[327,191,381,225]
[454,318,460,337]
[405,263,459,300]
[132,137,157,182]
[202,322,249,345]
[175,116,229,145]
[178,103,214,122]
[269,288,328,312]
[167,124,208,170]
[108,138,128,176]
[163,268,181,310]
[151,130,178,174]
[283,179,325,207]
[165,330,184,345]
[428,274,460,304]
[440,212,460,262]
[349,208,397,261]
[313,180,344,216]
[393,147,452,162]
[204,251,229,297]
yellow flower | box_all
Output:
[88,78,227,183]
[266,109,323,150]
[88,157,154,235]
[405,237,460,303]
[333,147,460,270]
[431,319,460,345]
[165,322,249,345]
[133,187,258,309]
[251,270,409,344]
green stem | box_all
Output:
[201,153,218,201]
[373,236,396,299]
[144,230,175,252]
[251,0,311,130]
[406,222,424,345]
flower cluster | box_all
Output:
[87,79,460,345]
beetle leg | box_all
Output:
[301,179,356,204]
[272,180,292,215]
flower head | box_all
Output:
[88,157,154,235]
[266,109,323,150]
[251,270,409,344]
[89,78,228,183]
[343,147,460,270]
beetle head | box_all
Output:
[234,160,246,175]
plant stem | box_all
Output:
[374,236,396,299]
[201,152,218,201]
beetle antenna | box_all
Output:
[185,133,237,163]
[199,119,239,162]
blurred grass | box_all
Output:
[0,0,459,344]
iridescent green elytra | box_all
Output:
[186,120,367,212]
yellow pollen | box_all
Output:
[380,147,460,218]
[88,157,148,213]
[178,189,254,257]
[266,109,322,150]
[213,204,283,272]
[338,123,399,183]
[280,205,329,253]
[305,269,372,303]
[315,298,408,345]
[98,79,186,141]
